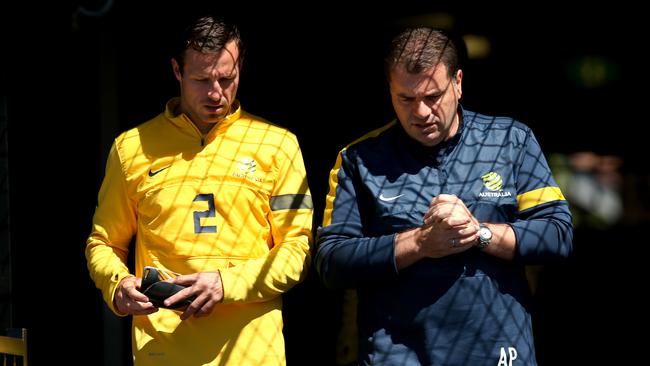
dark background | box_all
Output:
[1,1,647,364]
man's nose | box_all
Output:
[208,81,223,100]
[414,100,432,119]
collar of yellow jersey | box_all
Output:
[164,97,242,132]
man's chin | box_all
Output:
[203,105,229,118]
[418,134,442,147]
[204,112,227,122]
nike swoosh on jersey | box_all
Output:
[148,166,171,177]
[379,193,404,202]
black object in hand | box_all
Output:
[141,266,195,309]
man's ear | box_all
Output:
[171,58,182,81]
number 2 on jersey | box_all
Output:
[193,193,217,233]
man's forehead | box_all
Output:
[391,64,450,89]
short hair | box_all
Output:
[172,15,244,74]
[385,27,459,80]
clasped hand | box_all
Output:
[419,194,479,256]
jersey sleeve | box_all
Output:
[219,134,313,303]
[315,148,398,290]
[511,129,573,262]
[85,140,138,315]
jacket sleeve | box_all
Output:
[219,135,313,303]
[315,149,398,290]
[85,141,137,315]
[511,129,573,263]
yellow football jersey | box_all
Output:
[86,98,313,365]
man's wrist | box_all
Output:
[476,223,493,250]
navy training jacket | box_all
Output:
[315,107,573,365]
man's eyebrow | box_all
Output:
[395,91,414,98]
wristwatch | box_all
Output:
[476,223,492,250]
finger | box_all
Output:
[168,273,197,286]
[122,278,150,303]
[179,289,212,320]
[429,195,439,206]
[454,228,480,247]
[435,194,458,203]
[126,284,150,303]
[119,297,158,315]
[180,308,194,321]
[193,299,216,318]
[133,301,158,314]
[163,286,194,309]
[435,195,472,216]
[442,216,471,228]
[423,208,434,222]
[429,194,450,206]
[457,224,479,236]
[432,202,467,217]
[130,291,150,303]
[180,298,202,321]
[456,235,478,247]
[428,206,453,223]
[423,214,434,226]
[422,212,433,225]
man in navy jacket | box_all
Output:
[315,27,573,366]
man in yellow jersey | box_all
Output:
[86,14,313,365]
